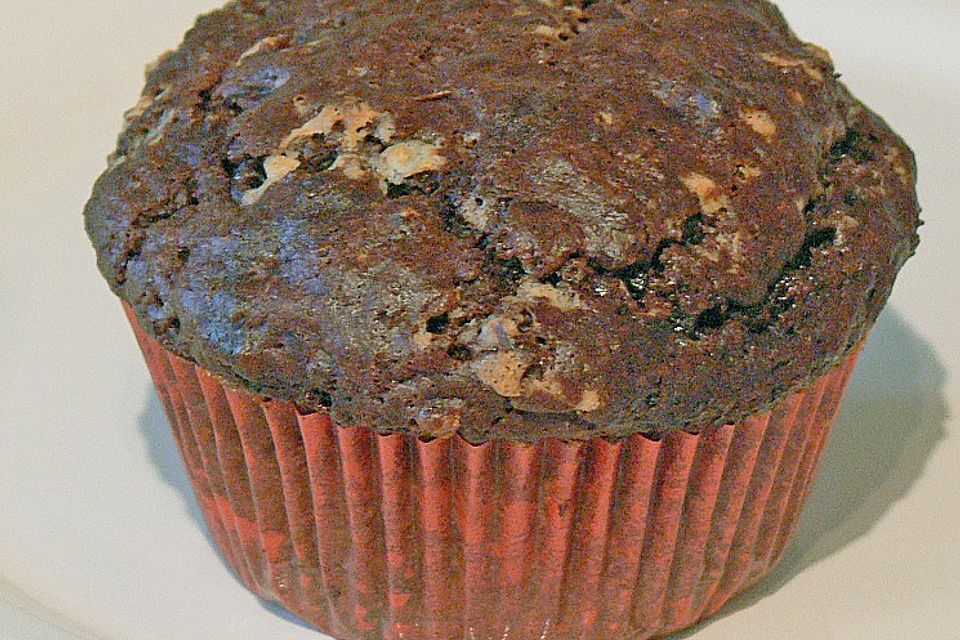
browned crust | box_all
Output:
[85,0,920,442]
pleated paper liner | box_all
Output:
[126,304,859,640]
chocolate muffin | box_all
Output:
[85,1,920,638]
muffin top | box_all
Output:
[85,0,920,442]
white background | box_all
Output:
[1,1,958,638]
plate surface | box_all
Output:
[2,1,958,638]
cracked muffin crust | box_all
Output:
[85,0,920,442]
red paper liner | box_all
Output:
[126,305,859,640]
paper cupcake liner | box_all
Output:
[126,305,859,640]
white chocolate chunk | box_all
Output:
[240,154,302,206]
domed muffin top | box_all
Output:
[85,0,920,442]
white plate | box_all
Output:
[2,1,959,638]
